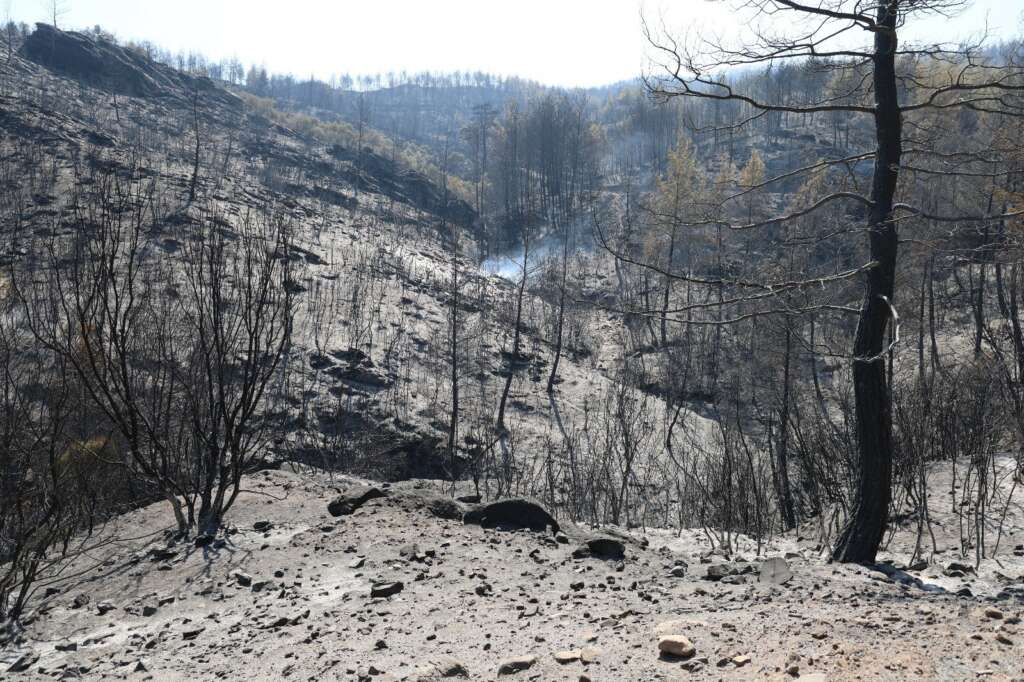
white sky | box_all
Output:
[5,0,1022,87]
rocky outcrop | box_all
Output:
[23,23,239,107]
[328,145,476,228]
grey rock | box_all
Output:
[370,581,404,598]
[463,498,559,533]
[572,536,626,560]
[658,635,696,658]
[7,652,38,673]
[706,563,735,580]
[496,655,537,675]
[758,557,793,585]
[327,485,386,517]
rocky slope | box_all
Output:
[3,464,1024,680]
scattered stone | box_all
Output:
[553,649,582,664]
[96,600,116,615]
[456,494,481,504]
[399,543,422,561]
[7,652,38,673]
[984,607,1004,620]
[233,571,253,587]
[580,646,601,664]
[732,654,751,667]
[264,609,309,628]
[71,594,91,609]
[370,581,404,598]
[181,627,205,641]
[142,604,158,617]
[54,641,78,652]
[944,561,976,577]
[497,655,537,675]
[149,547,179,562]
[414,657,470,680]
[253,520,272,532]
[435,658,469,678]
[758,557,793,585]
[705,563,734,581]
[657,635,696,658]
[327,485,386,517]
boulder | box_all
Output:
[463,498,559,533]
[705,563,735,581]
[572,536,626,560]
[496,655,537,675]
[370,581,404,598]
[658,635,696,658]
[327,485,386,517]
[758,557,793,585]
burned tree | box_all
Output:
[637,0,1024,561]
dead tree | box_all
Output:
[23,164,293,534]
[637,0,1024,562]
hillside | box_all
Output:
[0,23,660,486]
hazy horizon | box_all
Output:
[6,0,1020,88]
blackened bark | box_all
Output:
[777,319,797,530]
[832,0,901,563]
[497,239,529,431]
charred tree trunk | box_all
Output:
[189,90,201,203]
[498,239,529,431]
[777,318,796,530]
[832,0,901,563]
[547,232,569,394]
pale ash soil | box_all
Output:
[3,465,1024,681]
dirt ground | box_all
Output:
[3,460,1024,681]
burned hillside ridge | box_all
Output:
[22,22,239,106]
[17,23,476,231]
[0,24,487,497]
